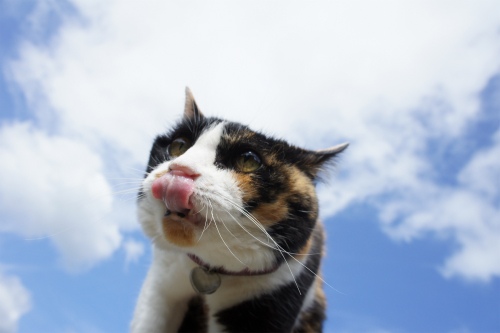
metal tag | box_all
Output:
[189,266,221,295]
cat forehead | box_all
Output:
[158,117,277,150]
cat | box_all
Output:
[130,88,348,333]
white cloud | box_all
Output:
[458,129,500,198]
[4,0,500,280]
[0,271,31,333]
[377,129,500,282]
[0,122,122,271]
[123,238,145,266]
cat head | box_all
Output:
[138,88,348,273]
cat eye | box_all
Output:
[234,151,262,172]
[168,137,191,157]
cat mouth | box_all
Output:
[164,208,204,226]
[152,169,207,226]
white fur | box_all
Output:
[131,122,308,332]
[130,248,197,332]
[292,276,318,330]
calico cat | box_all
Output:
[131,88,348,333]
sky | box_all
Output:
[0,1,499,332]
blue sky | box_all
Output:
[0,1,499,332]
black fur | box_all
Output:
[292,300,326,333]
[214,224,324,333]
[178,296,208,333]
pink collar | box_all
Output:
[187,254,280,276]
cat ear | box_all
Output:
[184,87,204,120]
[315,142,349,155]
[299,142,349,179]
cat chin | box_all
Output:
[142,221,278,273]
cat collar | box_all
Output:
[188,254,280,276]
[187,254,281,295]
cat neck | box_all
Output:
[187,254,280,276]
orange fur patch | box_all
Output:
[232,172,259,202]
[317,220,326,257]
[262,151,281,166]
[162,217,196,247]
[289,166,319,220]
[289,166,316,200]
[295,234,314,257]
[252,197,289,226]
[315,275,326,309]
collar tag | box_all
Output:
[189,266,221,295]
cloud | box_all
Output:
[0,271,31,333]
[377,129,500,282]
[0,122,122,271]
[4,0,500,280]
[123,238,145,266]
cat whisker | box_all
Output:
[218,211,243,243]
[223,207,281,252]
[231,203,344,294]
[210,197,301,293]
[107,177,146,181]
[228,205,301,294]
[215,195,342,294]
[121,165,151,176]
[110,187,145,195]
[196,203,210,244]
[217,194,319,255]
[216,194,284,249]
[25,180,148,241]
[208,200,249,268]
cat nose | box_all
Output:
[151,164,199,211]
[168,164,200,179]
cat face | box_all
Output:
[138,88,348,273]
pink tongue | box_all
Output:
[151,171,195,212]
